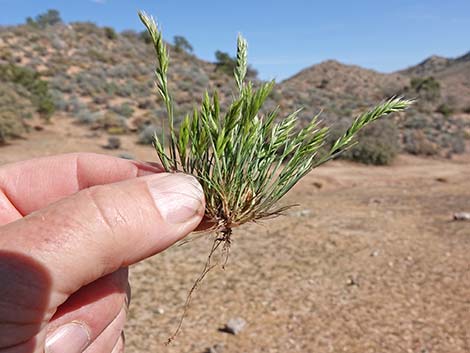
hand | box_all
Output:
[0,153,205,353]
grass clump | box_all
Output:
[139,11,412,339]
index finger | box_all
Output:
[0,153,162,224]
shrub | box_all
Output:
[0,64,55,120]
[403,130,439,156]
[328,118,400,165]
[0,86,30,144]
[436,103,454,117]
[410,76,441,101]
[27,9,62,29]
[67,96,87,114]
[214,50,258,78]
[76,109,101,124]
[138,124,161,145]
[110,103,134,118]
[104,27,118,40]
[97,112,128,134]
[139,30,152,44]
[173,35,193,53]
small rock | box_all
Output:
[118,153,135,160]
[369,198,381,205]
[155,307,165,315]
[103,136,121,150]
[370,250,380,257]
[453,212,470,221]
[222,317,246,335]
[292,209,313,217]
[312,181,323,189]
[435,177,448,183]
[346,275,359,287]
[206,343,224,353]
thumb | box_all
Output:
[0,172,204,305]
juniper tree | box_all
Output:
[139,11,412,339]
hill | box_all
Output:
[0,11,468,161]
[399,51,470,111]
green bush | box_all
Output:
[403,130,439,156]
[173,35,193,53]
[410,76,441,101]
[138,124,162,145]
[0,64,55,120]
[436,103,454,117]
[110,103,134,118]
[26,9,62,29]
[0,85,31,144]
[104,27,118,40]
[328,119,400,165]
[214,50,258,78]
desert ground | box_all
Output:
[1,119,469,353]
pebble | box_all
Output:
[118,152,135,160]
[292,209,313,217]
[206,343,224,353]
[103,136,121,150]
[453,212,470,221]
[222,317,246,335]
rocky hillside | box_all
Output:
[400,52,470,111]
[0,11,468,162]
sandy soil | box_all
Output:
[1,118,469,353]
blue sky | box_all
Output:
[0,0,469,81]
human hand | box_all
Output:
[0,153,205,353]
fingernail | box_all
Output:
[148,174,204,224]
[133,161,164,176]
[45,322,90,353]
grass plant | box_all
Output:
[139,11,412,340]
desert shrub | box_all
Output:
[0,110,25,144]
[104,82,118,96]
[104,27,117,40]
[138,124,162,144]
[87,49,115,64]
[26,9,62,29]
[173,35,193,53]
[50,89,67,111]
[0,64,55,120]
[115,81,135,97]
[137,99,153,110]
[93,95,108,105]
[51,36,67,50]
[75,108,102,124]
[67,96,87,114]
[139,30,152,44]
[328,118,400,165]
[110,103,134,118]
[410,76,441,101]
[96,112,128,133]
[403,113,428,129]
[121,30,138,40]
[72,22,101,36]
[436,103,454,117]
[0,86,31,144]
[214,50,258,78]
[403,130,439,156]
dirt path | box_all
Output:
[1,119,469,353]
